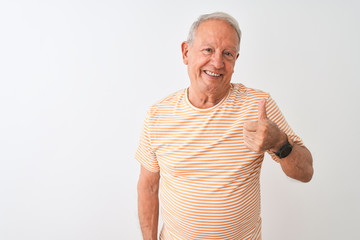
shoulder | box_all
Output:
[231,83,270,101]
[146,88,186,118]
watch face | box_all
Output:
[279,144,292,158]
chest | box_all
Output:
[149,107,261,177]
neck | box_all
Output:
[187,84,231,109]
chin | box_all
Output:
[204,85,221,93]
[202,80,229,94]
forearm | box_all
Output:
[278,143,313,182]
[137,170,159,240]
[138,189,159,239]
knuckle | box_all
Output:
[262,124,269,133]
[257,133,265,143]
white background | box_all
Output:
[1,0,359,239]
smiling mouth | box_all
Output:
[204,70,222,77]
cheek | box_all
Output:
[190,60,207,72]
[188,54,211,72]
[226,62,236,73]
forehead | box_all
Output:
[193,19,239,49]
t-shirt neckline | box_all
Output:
[184,84,233,112]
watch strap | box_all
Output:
[275,135,293,159]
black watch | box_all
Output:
[275,136,293,159]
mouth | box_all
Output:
[204,70,222,77]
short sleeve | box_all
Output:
[265,96,304,162]
[135,110,160,172]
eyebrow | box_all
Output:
[225,47,237,52]
[200,43,237,52]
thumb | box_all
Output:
[258,98,268,120]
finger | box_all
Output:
[244,136,261,153]
[244,130,256,141]
[244,121,258,132]
[244,140,256,152]
[258,98,268,120]
[244,131,258,150]
[244,130,267,153]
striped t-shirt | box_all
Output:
[136,83,303,240]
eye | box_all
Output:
[203,48,212,54]
[224,52,233,57]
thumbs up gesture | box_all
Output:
[244,99,287,153]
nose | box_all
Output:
[211,52,224,69]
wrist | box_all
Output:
[272,134,294,159]
[270,132,288,153]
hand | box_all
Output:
[243,98,286,153]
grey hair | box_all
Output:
[187,12,242,51]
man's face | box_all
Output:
[182,19,239,95]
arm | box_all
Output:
[244,99,314,182]
[137,166,160,240]
[271,133,313,182]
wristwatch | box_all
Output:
[275,135,293,159]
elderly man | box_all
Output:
[136,12,313,240]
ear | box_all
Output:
[181,41,189,65]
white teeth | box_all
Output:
[205,70,221,77]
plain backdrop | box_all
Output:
[1,0,359,239]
